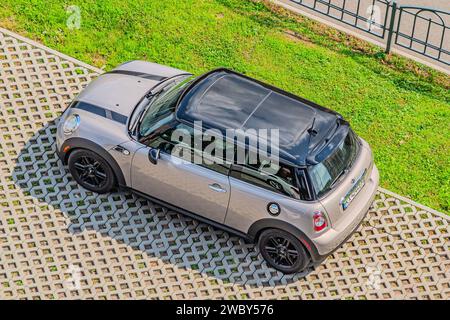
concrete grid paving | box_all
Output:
[0,28,449,300]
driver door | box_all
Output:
[131,122,231,224]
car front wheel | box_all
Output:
[258,229,310,274]
[68,149,115,194]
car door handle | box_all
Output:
[208,183,227,193]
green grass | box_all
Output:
[1,0,449,212]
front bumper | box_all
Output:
[56,146,65,162]
[311,164,379,260]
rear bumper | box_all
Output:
[311,164,379,260]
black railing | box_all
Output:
[291,0,391,38]
[394,6,449,65]
[288,0,450,66]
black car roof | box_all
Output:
[176,68,346,166]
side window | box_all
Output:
[145,122,231,175]
[230,158,301,200]
[194,131,232,175]
[144,121,185,155]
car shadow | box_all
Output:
[12,120,314,288]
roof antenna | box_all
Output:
[307,118,317,138]
[305,117,318,164]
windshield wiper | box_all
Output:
[306,118,317,144]
[145,86,165,99]
[145,74,184,99]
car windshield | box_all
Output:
[308,130,359,198]
[139,76,193,137]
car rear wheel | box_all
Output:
[68,149,115,194]
[258,229,310,274]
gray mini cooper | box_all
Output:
[56,61,379,274]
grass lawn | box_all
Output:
[1,0,449,212]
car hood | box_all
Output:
[76,61,188,117]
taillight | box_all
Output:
[313,211,328,232]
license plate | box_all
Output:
[341,169,366,210]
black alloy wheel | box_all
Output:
[68,149,115,194]
[258,229,310,274]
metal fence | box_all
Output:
[289,0,450,66]
[291,0,391,38]
[394,6,449,65]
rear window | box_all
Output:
[308,130,360,198]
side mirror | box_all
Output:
[148,148,160,165]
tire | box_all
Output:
[68,149,116,194]
[258,229,310,274]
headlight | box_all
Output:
[63,114,80,135]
